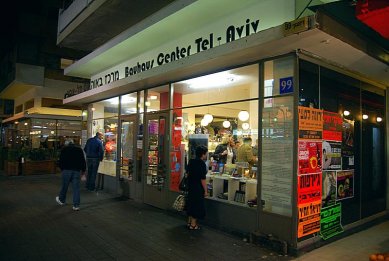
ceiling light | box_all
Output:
[150,95,158,100]
[204,113,213,123]
[264,79,274,87]
[24,122,28,126]
[242,123,250,130]
[91,107,96,111]
[223,120,231,128]
[343,110,350,116]
[200,118,208,126]
[362,114,368,120]
[238,110,250,121]
[182,71,239,89]
[14,121,19,125]
[377,117,382,122]
[145,101,151,107]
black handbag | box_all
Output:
[179,173,188,192]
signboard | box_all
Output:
[320,203,343,240]
[284,17,309,36]
[322,171,336,208]
[336,170,354,200]
[322,141,341,170]
[323,111,342,141]
[279,76,293,94]
[298,200,321,238]
[298,140,322,174]
[298,173,322,204]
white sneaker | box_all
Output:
[72,206,80,211]
[56,196,64,206]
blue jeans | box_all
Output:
[86,158,100,191]
[59,170,81,207]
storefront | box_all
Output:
[63,1,388,253]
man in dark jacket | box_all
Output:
[56,139,86,211]
[84,132,104,191]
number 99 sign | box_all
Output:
[279,76,294,94]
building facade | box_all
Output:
[59,0,388,252]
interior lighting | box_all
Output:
[150,95,158,100]
[242,123,250,130]
[14,121,19,124]
[343,110,350,116]
[24,122,28,126]
[91,107,96,111]
[362,114,368,120]
[182,71,238,89]
[204,113,213,123]
[222,120,231,128]
[200,118,208,126]
[238,110,250,121]
[377,117,383,122]
[109,96,135,105]
[145,101,151,107]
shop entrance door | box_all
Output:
[143,113,169,209]
[119,115,139,199]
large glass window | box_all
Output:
[91,97,118,176]
[171,64,259,207]
[261,56,295,216]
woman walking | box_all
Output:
[186,145,208,230]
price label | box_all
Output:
[279,76,294,94]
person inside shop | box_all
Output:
[236,137,258,168]
[186,145,208,230]
[56,139,86,211]
[252,139,259,157]
[84,132,104,191]
[213,135,236,164]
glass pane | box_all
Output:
[97,117,118,176]
[57,120,82,130]
[146,85,169,112]
[120,93,138,115]
[146,116,166,187]
[264,56,294,98]
[173,64,258,107]
[261,95,294,216]
[121,120,135,180]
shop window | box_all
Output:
[91,97,119,177]
[261,56,295,217]
[145,85,169,112]
[299,60,319,108]
[120,93,138,115]
[171,64,260,207]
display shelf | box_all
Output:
[206,172,257,207]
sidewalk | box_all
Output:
[0,174,387,260]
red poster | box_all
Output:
[298,200,321,238]
[323,111,342,141]
[298,173,322,204]
[298,140,322,174]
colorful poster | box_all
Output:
[336,170,354,200]
[298,200,321,238]
[299,130,322,140]
[323,111,342,142]
[322,171,336,207]
[298,140,322,174]
[342,119,354,170]
[298,173,322,204]
[322,141,341,170]
[320,203,343,240]
[298,106,323,134]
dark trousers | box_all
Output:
[86,158,100,191]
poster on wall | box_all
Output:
[323,111,342,142]
[336,170,354,200]
[342,119,355,170]
[298,173,322,204]
[320,203,343,240]
[298,200,321,238]
[298,140,322,174]
[298,106,323,140]
[322,171,336,207]
[322,141,341,170]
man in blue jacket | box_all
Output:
[84,132,104,191]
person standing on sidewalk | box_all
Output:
[56,139,87,211]
[84,132,104,191]
[186,145,208,230]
